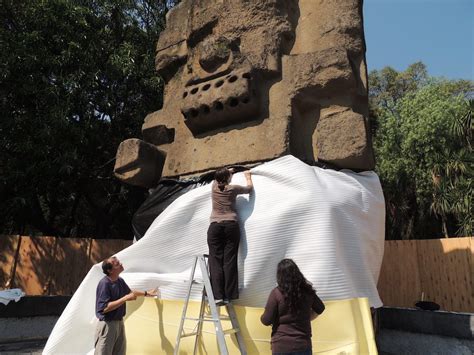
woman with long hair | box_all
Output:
[207,167,253,305]
[261,259,325,354]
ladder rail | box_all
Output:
[173,256,198,355]
[198,256,229,355]
[193,286,207,355]
[226,303,247,354]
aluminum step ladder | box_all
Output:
[174,254,247,355]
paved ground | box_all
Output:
[0,339,46,355]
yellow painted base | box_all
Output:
[125,298,377,354]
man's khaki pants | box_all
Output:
[94,320,126,355]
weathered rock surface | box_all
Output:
[114,139,166,187]
[115,0,374,187]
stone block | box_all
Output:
[114,139,166,187]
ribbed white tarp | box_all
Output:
[44,155,385,354]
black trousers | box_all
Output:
[207,221,240,300]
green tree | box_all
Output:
[0,0,177,238]
[431,99,473,236]
[369,62,429,113]
[370,64,473,239]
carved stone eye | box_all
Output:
[198,37,231,73]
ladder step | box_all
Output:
[185,317,218,322]
[182,328,239,336]
[222,328,239,335]
[203,314,231,321]
[180,331,199,338]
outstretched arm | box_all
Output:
[103,292,136,313]
[133,287,160,298]
[103,288,159,314]
[244,170,253,189]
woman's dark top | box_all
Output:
[260,287,325,353]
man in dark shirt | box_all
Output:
[95,256,158,355]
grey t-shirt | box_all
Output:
[210,181,252,223]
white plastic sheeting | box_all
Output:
[44,155,385,354]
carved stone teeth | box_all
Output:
[182,72,251,98]
[200,104,210,114]
[189,108,199,117]
[227,97,238,107]
[214,101,224,111]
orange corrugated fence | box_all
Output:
[0,235,132,295]
[377,237,472,313]
[0,235,472,312]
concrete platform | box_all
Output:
[0,339,46,355]
[0,296,69,344]
[376,307,474,354]
[377,329,474,355]
[378,306,473,339]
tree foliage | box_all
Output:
[0,0,178,238]
[370,63,473,239]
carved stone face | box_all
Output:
[114,0,375,187]
[154,0,295,135]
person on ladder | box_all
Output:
[207,167,253,306]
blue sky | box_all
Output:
[364,0,473,80]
